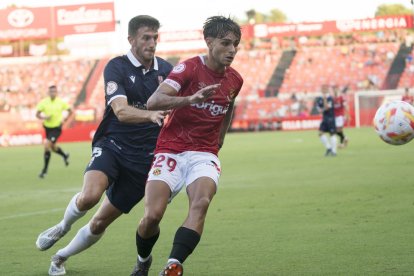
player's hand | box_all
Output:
[150,110,170,126]
[189,84,220,104]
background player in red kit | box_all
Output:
[333,85,349,148]
[129,16,243,276]
[401,87,414,105]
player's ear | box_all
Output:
[127,35,134,45]
[205,37,213,50]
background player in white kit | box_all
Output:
[129,16,243,276]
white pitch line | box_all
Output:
[0,208,65,221]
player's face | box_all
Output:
[49,87,57,99]
[129,26,158,66]
[209,32,240,68]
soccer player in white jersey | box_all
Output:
[129,16,243,276]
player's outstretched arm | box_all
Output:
[147,83,220,110]
[111,97,168,125]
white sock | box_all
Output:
[138,255,151,263]
[59,192,87,232]
[319,134,330,149]
[167,258,180,265]
[56,223,103,258]
[330,135,337,153]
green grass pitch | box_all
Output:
[0,127,413,275]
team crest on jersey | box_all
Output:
[172,63,185,73]
[106,81,118,95]
[152,168,161,176]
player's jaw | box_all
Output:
[222,53,235,66]
[214,50,236,67]
[134,46,155,65]
[142,47,156,60]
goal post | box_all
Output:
[354,89,404,128]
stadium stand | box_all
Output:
[231,49,282,100]
[1,12,413,144]
[278,42,400,95]
[398,44,414,88]
[0,58,94,132]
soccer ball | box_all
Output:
[373,100,414,145]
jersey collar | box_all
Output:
[127,50,159,72]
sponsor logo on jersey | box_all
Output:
[191,100,229,116]
[129,75,135,83]
[153,168,161,176]
[172,63,185,74]
[106,81,118,95]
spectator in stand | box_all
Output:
[289,93,300,117]
[333,85,349,148]
[402,87,414,105]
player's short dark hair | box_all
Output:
[203,16,241,41]
[128,15,160,36]
[49,85,57,90]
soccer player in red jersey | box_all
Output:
[130,16,243,276]
[402,87,414,105]
[333,85,349,148]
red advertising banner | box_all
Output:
[0,124,98,147]
[335,15,413,33]
[54,2,115,36]
[0,2,115,41]
[159,29,203,42]
[158,26,255,43]
[0,7,53,40]
[253,15,413,38]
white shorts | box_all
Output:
[335,115,345,128]
[147,151,221,200]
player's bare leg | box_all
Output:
[131,181,170,276]
[160,177,216,275]
[36,171,108,251]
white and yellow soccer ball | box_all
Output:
[373,100,414,145]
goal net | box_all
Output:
[354,89,404,127]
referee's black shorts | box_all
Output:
[44,125,62,143]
